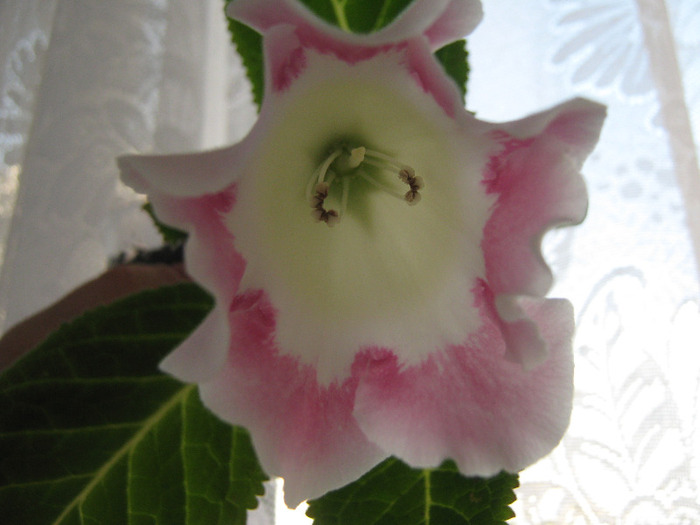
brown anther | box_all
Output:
[314,182,329,198]
[405,189,421,205]
[311,207,339,226]
[310,182,338,226]
[398,168,415,183]
[398,168,423,205]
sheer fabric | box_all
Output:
[0,0,698,523]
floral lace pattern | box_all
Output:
[547,0,654,97]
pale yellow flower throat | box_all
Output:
[306,144,424,226]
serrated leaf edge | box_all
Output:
[50,383,195,524]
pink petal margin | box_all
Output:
[482,98,606,298]
[119,153,246,381]
[353,282,575,477]
[227,0,482,51]
[199,290,386,507]
[155,190,244,382]
[483,99,606,367]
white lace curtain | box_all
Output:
[0,0,698,523]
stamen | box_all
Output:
[306,144,423,225]
[405,189,421,205]
[311,207,339,226]
[398,168,424,204]
[358,171,406,201]
[362,157,399,172]
[310,181,329,208]
[340,176,350,218]
[361,160,425,205]
[398,167,415,183]
[310,182,339,227]
[364,148,410,171]
[305,148,343,202]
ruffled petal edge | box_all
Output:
[353,283,575,476]
[481,98,606,298]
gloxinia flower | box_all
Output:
[118,0,605,507]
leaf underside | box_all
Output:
[0,284,267,525]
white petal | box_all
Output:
[226,50,494,383]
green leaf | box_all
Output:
[301,0,413,33]
[435,40,470,104]
[224,0,470,106]
[306,458,519,525]
[0,284,267,524]
[226,14,264,109]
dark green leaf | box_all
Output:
[226,15,264,109]
[435,40,470,104]
[0,284,267,524]
[306,458,519,525]
[299,0,412,33]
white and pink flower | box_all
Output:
[119,0,605,506]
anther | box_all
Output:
[310,182,339,227]
[312,207,339,226]
[306,149,343,203]
[363,152,424,205]
[310,182,329,207]
[397,169,424,204]
[398,167,415,183]
[405,189,421,205]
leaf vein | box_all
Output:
[50,384,195,525]
[2,374,172,394]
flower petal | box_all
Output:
[482,98,606,298]
[421,0,484,49]
[494,294,548,369]
[353,282,575,476]
[226,48,494,384]
[199,290,385,507]
[226,0,482,50]
[118,146,246,198]
[159,307,229,382]
[131,189,243,382]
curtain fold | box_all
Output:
[636,0,700,279]
[0,0,168,331]
[0,0,697,523]
[0,0,57,309]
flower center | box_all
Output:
[305,144,424,226]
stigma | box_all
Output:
[306,144,424,226]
